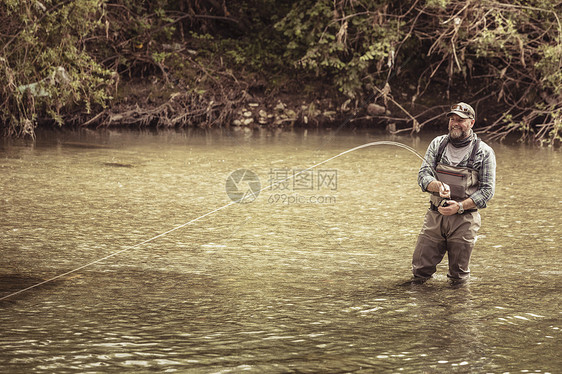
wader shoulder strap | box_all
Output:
[435,137,449,167]
[467,138,481,169]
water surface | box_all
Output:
[1,128,560,373]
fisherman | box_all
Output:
[412,102,496,283]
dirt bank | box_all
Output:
[68,77,457,136]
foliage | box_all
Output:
[1,0,561,145]
[0,0,114,137]
[409,0,562,144]
[275,0,403,99]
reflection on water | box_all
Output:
[1,128,560,373]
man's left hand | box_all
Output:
[438,200,460,216]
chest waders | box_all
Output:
[429,138,481,210]
[412,137,482,281]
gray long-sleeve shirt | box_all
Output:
[418,134,496,209]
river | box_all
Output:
[0,128,560,373]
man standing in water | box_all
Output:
[412,102,496,283]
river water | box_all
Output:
[0,128,560,373]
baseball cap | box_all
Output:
[447,102,475,119]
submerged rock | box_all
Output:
[103,162,134,168]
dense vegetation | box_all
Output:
[1,0,560,145]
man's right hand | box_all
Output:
[439,183,451,198]
[427,180,451,198]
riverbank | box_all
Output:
[45,76,455,137]
[13,75,560,149]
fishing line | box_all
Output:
[261,140,436,198]
[0,140,434,302]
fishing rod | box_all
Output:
[0,140,438,301]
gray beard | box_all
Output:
[449,128,469,139]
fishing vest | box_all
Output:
[430,137,481,207]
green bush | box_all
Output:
[0,0,114,137]
[275,0,402,99]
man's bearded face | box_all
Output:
[448,114,474,139]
